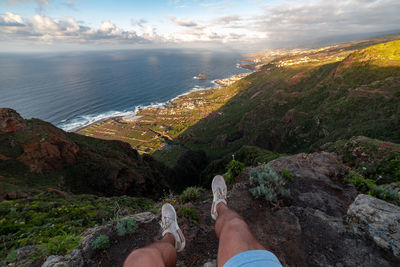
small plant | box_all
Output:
[248,164,290,203]
[91,234,110,250]
[345,170,400,204]
[345,170,376,192]
[5,250,17,263]
[281,169,294,182]
[117,217,138,236]
[225,160,245,184]
[368,185,399,203]
[44,232,81,255]
[178,206,200,225]
[179,187,204,203]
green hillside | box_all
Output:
[0,110,171,200]
[155,40,400,169]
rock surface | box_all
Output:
[0,108,25,133]
[1,245,45,267]
[347,194,400,260]
[17,136,80,174]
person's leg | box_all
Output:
[215,202,265,267]
[123,233,177,267]
[123,203,185,267]
[211,175,281,267]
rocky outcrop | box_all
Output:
[230,152,394,266]
[17,136,79,174]
[196,73,208,79]
[347,194,400,261]
[0,108,25,133]
[2,246,45,267]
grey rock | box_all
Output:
[347,194,400,260]
[1,245,45,267]
[268,152,347,185]
[203,259,217,267]
[132,211,159,223]
[41,249,83,267]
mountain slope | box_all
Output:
[155,40,400,168]
[0,108,171,200]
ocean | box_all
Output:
[0,49,250,131]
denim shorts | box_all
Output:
[223,250,282,267]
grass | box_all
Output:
[179,187,204,203]
[0,192,154,261]
[345,170,399,204]
[328,136,400,184]
[177,206,200,225]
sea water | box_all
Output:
[0,49,250,131]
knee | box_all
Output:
[124,247,163,267]
[223,217,249,234]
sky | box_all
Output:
[0,0,399,52]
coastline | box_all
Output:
[74,70,252,153]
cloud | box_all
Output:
[213,15,241,25]
[1,0,399,50]
[0,12,25,26]
[169,15,197,27]
[0,12,160,44]
[131,19,147,28]
[253,0,400,46]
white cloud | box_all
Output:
[1,0,399,50]
[0,12,25,26]
[169,15,197,27]
[0,12,160,44]
[252,0,400,46]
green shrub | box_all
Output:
[225,160,245,184]
[368,185,399,203]
[179,187,204,203]
[116,217,138,236]
[0,193,155,261]
[345,170,376,192]
[281,169,294,182]
[44,233,81,255]
[91,235,110,250]
[345,170,399,204]
[248,164,290,202]
[5,250,17,263]
[177,206,200,225]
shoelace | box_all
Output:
[216,188,227,201]
[160,216,174,231]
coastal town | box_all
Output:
[76,72,251,154]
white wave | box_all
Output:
[193,76,200,79]
[58,110,136,132]
[58,72,239,132]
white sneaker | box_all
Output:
[160,203,186,252]
[211,175,227,220]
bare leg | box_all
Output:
[123,233,177,267]
[215,203,266,267]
